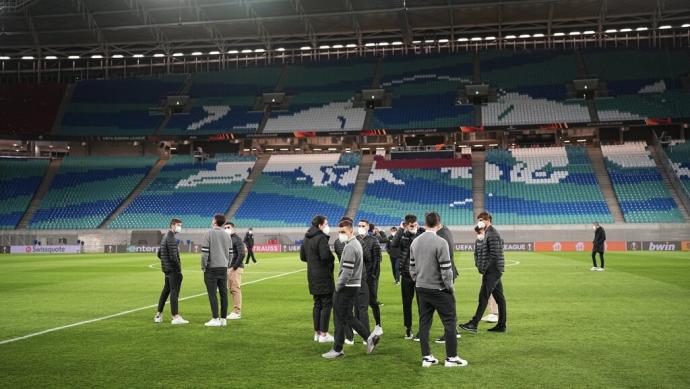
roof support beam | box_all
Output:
[122,0,169,52]
[25,7,40,57]
[292,0,317,48]
[185,0,225,50]
[238,0,272,48]
[342,0,362,45]
[71,0,107,51]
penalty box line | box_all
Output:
[0,268,306,346]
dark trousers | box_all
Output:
[401,272,416,330]
[367,277,381,326]
[245,247,256,264]
[204,267,228,319]
[157,272,183,316]
[417,288,457,358]
[333,287,371,353]
[471,271,506,327]
[312,293,333,333]
[347,281,370,339]
[390,256,400,283]
[592,251,605,268]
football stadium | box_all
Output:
[1,0,690,387]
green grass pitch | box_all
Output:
[1,251,689,388]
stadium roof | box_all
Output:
[1,0,690,57]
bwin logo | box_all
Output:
[648,242,676,251]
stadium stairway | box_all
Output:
[472,150,485,216]
[225,153,271,220]
[649,145,690,221]
[344,153,374,220]
[586,146,625,223]
[17,159,62,229]
[98,158,168,229]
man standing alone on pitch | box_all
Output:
[410,212,467,367]
[322,219,381,359]
[591,222,606,271]
[300,215,336,343]
[155,218,189,325]
[225,222,245,320]
[244,228,257,264]
[460,212,507,333]
[201,214,233,327]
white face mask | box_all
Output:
[338,233,349,243]
[225,228,233,236]
[477,221,486,229]
[357,227,367,236]
[174,225,182,233]
[477,234,485,241]
[248,230,253,235]
[322,225,330,235]
[592,225,597,230]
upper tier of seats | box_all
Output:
[372,54,475,129]
[232,153,360,227]
[59,75,186,136]
[483,92,591,126]
[355,155,474,226]
[164,67,282,135]
[263,59,375,133]
[485,146,612,224]
[601,142,684,223]
[664,140,690,196]
[29,156,158,229]
[0,158,49,229]
[0,83,66,136]
[110,155,255,229]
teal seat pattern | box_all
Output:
[601,142,684,223]
[665,140,690,197]
[485,146,613,224]
[233,153,360,227]
[110,155,256,229]
[0,159,49,229]
[29,156,158,229]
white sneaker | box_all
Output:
[204,318,222,327]
[227,312,241,320]
[366,333,381,354]
[422,355,439,368]
[597,267,605,272]
[344,338,355,345]
[220,318,227,327]
[171,316,189,325]
[313,334,319,342]
[322,350,344,359]
[318,334,335,343]
[373,325,384,336]
[591,266,599,271]
[482,314,499,323]
[445,356,468,368]
[154,314,163,323]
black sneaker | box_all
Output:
[434,336,445,344]
[487,325,506,333]
[459,321,478,333]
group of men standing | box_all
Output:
[153,215,257,326]
[300,211,508,367]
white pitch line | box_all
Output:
[0,268,306,346]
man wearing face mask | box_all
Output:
[322,219,381,359]
[333,217,353,261]
[225,222,245,320]
[201,214,233,327]
[357,219,383,337]
[300,215,336,343]
[460,212,507,333]
[475,223,498,323]
[433,215,463,344]
[391,214,425,340]
[244,228,257,265]
[154,218,189,325]
[591,222,606,272]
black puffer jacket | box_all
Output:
[229,233,245,269]
[391,227,424,274]
[592,226,606,252]
[358,234,382,281]
[300,226,335,295]
[436,225,459,280]
[476,225,505,274]
[158,230,181,273]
